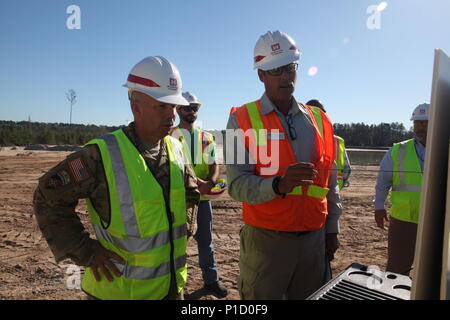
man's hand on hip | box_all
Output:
[89,243,126,282]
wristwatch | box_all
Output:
[272,176,285,196]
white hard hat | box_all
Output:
[182,91,201,106]
[123,56,189,106]
[410,103,430,121]
[253,30,301,71]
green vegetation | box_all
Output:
[333,122,413,148]
[0,121,412,147]
[0,121,123,146]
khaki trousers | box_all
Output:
[386,216,418,276]
[238,224,330,300]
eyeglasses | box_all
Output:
[286,114,297,140]
[266,63,298,77]
[181,105,199,112]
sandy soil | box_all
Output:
[0,148,388,300]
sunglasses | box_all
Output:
[265,63,298,76]
[181,105,199,112]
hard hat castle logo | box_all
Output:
[271,43,281,51]
[170,78,177,87]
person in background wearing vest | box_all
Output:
[374,103,429,276]
[226,31,342,300]
[170,91,228,298]
[33,56,201,300]
[306,99,352,190]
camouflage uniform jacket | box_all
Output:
[33,122,200,267]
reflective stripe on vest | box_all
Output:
[231,100,335,231]
[246,101,267,146]
[335,136,345,190]
[289,184,330,198]
[93,224,187,253]
[98,133,140,236]
[111,255,186,281]
[82,130,187,299]
[391,139,423,223]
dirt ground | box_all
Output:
[0,148,388,300]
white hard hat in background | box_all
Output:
[253,30,301,71]
[410,103,430,121]
[182,91,201,106]
[123,56,189,106]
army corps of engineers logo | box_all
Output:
[271,43,283,56]
[168,78,178,91]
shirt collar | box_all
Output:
[125,121,161,152]
[414,138,426,149]
[259,92,309,117]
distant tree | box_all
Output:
[66,89,77,124]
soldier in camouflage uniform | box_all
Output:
[33,56,200,300]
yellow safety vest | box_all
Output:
[81,129,187,300]
[334,135,345,190]
[170,126,215,200]
[391,139,423,224]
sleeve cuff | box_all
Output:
[325,216,340,234]
[374,199,386,211]
[263,176,279,201]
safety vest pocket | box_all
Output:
[390,192,411,222]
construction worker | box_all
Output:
[374,103,429,276]
[306,99,352,189]
[226,30,342,300]
[170,91,228,298]
[33,56,200,300]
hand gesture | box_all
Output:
[278,162,317,194]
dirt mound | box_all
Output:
[24,145,48,151]
[47,146,82,152]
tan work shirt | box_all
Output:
[33,122,200,267]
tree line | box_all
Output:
[333,122,413,148]
[0,120,412,147]
[0,121,123,146]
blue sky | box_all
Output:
[0,0,449,130]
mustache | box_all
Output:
[279,82,294,88]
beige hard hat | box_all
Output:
[123,56,189,106]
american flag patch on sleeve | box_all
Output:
[68,157,90,182]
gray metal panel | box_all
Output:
[441,142,450,299]
[307,263,411,300]
[411,49,450,300]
